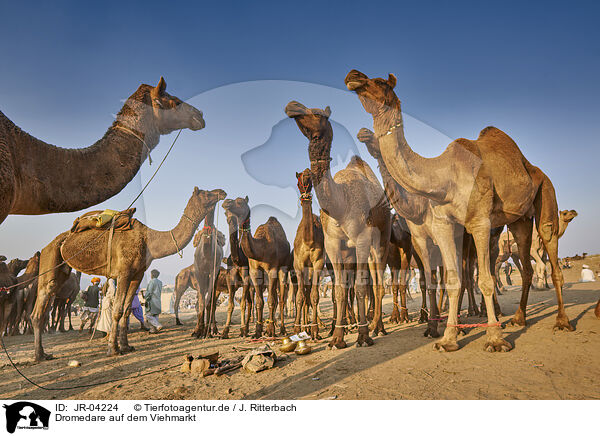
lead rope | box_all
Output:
[203,201,220,340]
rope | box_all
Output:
[170,231,183,258]
[447,322,501,328]
[113,125,153,165]
[0,335,179,391]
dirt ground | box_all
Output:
[1,256,599,400]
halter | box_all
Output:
[112,125,154,165]
[297,173,313,202]
[239,217,251,233]
[376,122,403,139]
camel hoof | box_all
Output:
[553,318,575,332]
[509,316,527,327]
[433,340,459,352]
[418,311,428,324]
[175,320,183,326]
[220,328,230,339]
[107,349,122,357]
[423,324,440,338]
[279,328,287,337]
[120,345,135,353]
[34,352,54,362]
[484,338,512,352]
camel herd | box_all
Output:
[0,74,598,363]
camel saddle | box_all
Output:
[70,208,136,233]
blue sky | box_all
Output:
[1,1,599,284]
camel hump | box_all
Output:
[478,126,504,138]
[346,155,380,183]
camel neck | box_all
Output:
[146,197,205,260]
[374,107,450,203]
[377,159,428,223]
[7,103,160,214]
[228,219,247,266]
[300,199,315,244]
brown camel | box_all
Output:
[346,69,571,353]
[0,77,205,227]
[292,169,326,339]
[7,252,41,335]
[31,187,226,360]
[221,204,252,338]
[356,127,446,336]
[0,257,28,334]
[285,101,391,348]
[386,214,415,324]
[173,265,199,326]
[50,271,82,332]
[191,207,226,338]
[495,209,578,289]
[222,197,291,339]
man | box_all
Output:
[130,286,148,331]
[580,264,596,282]
[96,278,116,338]
[143,269,163,333]
[503,262,513,286]
[79,277,101,332]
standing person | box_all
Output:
[503,262,513,286]
[79,277,101,332]
[130,286,148,331]
[143,269,163,333]
[580,264,596,282]
[96,278,116,338]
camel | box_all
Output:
[292,169,326,339]
[346,69,572,353]
[386,214,416,324]
[0,257,28,334]
[222,197,291,338]
[7,252,41,335]
[285,101,391,348]
[221,204,252,338]
[31,187,226,360]
[495,209,578,289]
[173,265,199,326]
[356,128,447,336]
[0,77,205,227]
[50,271,81,332]
[191,207,226,338]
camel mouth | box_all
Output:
[190,116,205,130]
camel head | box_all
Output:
[7,258,28,276]
[222,196,251,229]
[356,128,381,160]
[118,77,205,135]
[296,169,313,200]
[24,251,41,275]
[345,69,400,116]
[189,187,227,225]
[560,209,578,223]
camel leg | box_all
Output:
[327,240,347,348]
[118,279,141,353]
[31,284,58,361]
[531,248,546,290]
[389,267,401,324]
[466,244,479,316]
[293,264,306,335]
[346,267,357,327]
[354,240,374,347]
[538,226,574,331]
[367,244,387,337]
[191,281,206,338]
[508,217,534,327]
[412,255,428,323]
[221,276,235,339]
[310,260,324,339]
[398,246,412,323]
[595,297,600,319]
[265,269,278,338]
[277,268,287,337]
[240,269,252,337]
[468,223,511,353]
[173,286,184,326]
[251,270,264,339]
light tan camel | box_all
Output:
[173,264,199,326]
[191,206,226,338]
[286,101,391,348]
[31,188,226,360]
[222,197,291,339]
[346,69,572,353]
[292,169,326,339]
[496,210,577,289]
[0,77,205,226]
[357,128,447,336]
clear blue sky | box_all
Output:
[1,1,598,284]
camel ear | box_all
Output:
[323,106,331,118]
[296,172,301,179]
[387,74,397,89]
[285,101,308,118]
[244,195,249,203]
[155,76,167,94]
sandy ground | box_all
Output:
[1,257,599,400]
